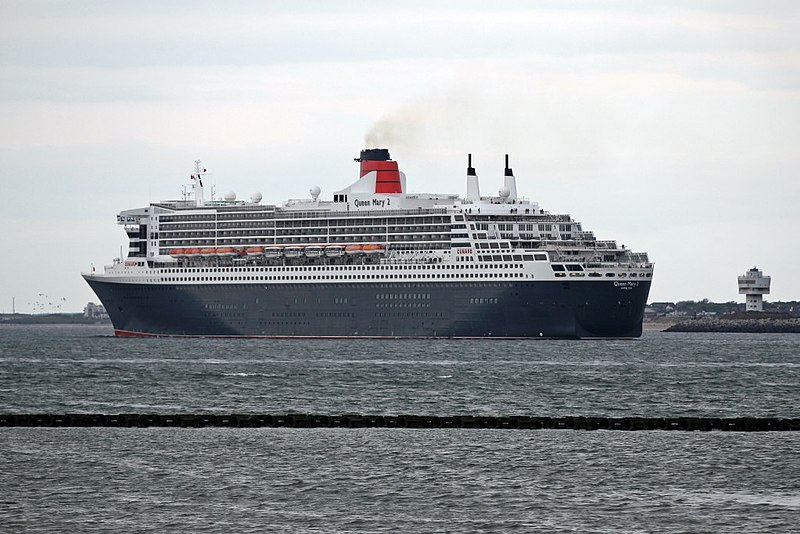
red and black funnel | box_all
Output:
[356,148,402,194]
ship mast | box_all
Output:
[190,160,209,207]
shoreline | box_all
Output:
[0,314,110,326]
[642,319,681,331]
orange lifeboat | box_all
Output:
[264,246,283,258]
[186,248,202,256]
[169,248,186,257]
[345,244,363,255]
[200,247,217,257]
[245,246,264,256]
[304,245,324,258]
[362,244,385,255]
[284,246,303,259]
[217,247,237,257]
[325,245,345,257]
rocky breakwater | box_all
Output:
[665,313,800,333]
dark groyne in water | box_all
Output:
[664,316,800,333]
[2,414,798,431]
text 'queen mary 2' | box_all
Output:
[83,149,653,338]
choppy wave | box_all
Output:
[2,325,799,531]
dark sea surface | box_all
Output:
[1,324,799,532]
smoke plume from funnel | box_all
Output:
[364,89,479,152]
[361,70,614,176]
[364,111,426,150]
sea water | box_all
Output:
[1,325,798,532]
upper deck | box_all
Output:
[110,148,650,272]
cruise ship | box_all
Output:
[83,148,653,338]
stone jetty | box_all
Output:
[665,315,800,333]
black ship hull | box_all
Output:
[85,278,652,339]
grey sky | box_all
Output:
[1,1,798,312]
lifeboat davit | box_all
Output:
[284,246,303,259]
[325,245,344,257]
[362,244,385,255]
[304,246,324,258]
[245,246,264,256]
[345,244,363,255]
[264,246,283,258]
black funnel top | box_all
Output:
[504,154,513,176]
[356,148,391,162]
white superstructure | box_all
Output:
[102,150,652,283]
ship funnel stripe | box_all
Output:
[360,157,402,194]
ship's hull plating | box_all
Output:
[85,278,651,339]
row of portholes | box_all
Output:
[470,297,499,304]
[376,302,432,309]
[376,293,431,300]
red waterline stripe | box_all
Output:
[113,329,632,340]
